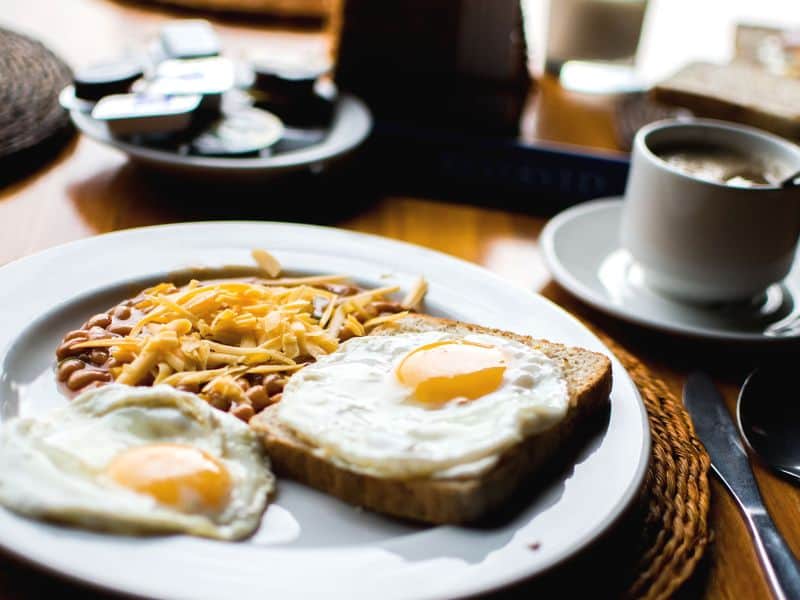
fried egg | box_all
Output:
[0,385,273,540]
[277,331,569,478]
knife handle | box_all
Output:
[747,509,800,600]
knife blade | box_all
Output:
[683,372,761,508]
[684,372,800,600]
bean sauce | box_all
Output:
[54,277,405,422]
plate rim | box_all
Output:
[541,197,800,344]
[69,94,372,174]
[0,221,650,599]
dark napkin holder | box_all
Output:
[334,0,532,136]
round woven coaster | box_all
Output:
[587,326,712,599]
[0,27,73,176]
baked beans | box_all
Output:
[55,278,404,422]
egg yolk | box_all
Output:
[396,340,507,405]
[105,444,232,514]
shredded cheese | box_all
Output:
[72,261,427,410]
[251,249,282,278]
[402,277,428,310]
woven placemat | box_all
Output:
[0,27,73,180]
[587,325,712,599]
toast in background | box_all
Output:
[251,315,612,524]
[651,61,800,140]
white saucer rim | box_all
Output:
[540,197,800,344]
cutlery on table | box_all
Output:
[683,372,800,600]
[738,367,800,486]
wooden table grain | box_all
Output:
[1,1,798,598]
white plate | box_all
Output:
[541,198,800,343]
[69,94,371,179]
[0,222,649,600]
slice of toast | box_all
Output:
[250,315,612,524]
[651,61,800,140]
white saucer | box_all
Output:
[540,198,800,343]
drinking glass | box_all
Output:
[545,0,649,93]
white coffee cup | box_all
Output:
[620,118,800,303]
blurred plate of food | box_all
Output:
[61,20,372,180]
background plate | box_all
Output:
[70,94,371,179]
[0,222,649,600]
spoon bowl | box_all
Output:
[781,169,800,189]
[738,366,800,485]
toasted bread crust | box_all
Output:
[250,315,612,524]
[651,62,800,140]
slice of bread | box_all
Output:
[651,61,800,140]
[250,315,612,524]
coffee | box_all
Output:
[624,119,800,303]
[655,144,781,187]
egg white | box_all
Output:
[277,331,569,479]
[0,385,274,540]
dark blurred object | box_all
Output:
[249,58,334,127]
[366,124,630,214]
[73,60,144,102]
[0,27,74,186]
[651,62,800,141]
[334,0,531,136]
[254,91,334,128]
[252,60,326,98]
[335,1,636,211]
[613,93,690,151]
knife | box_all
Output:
[684,372,800,600]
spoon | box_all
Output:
[737,366,800,485]
[781,169,800,189]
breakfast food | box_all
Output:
[0,385,273,540]
[274,330,567,478]
[656,144,782,187]
[55,250,426,421]
[251,314,612,524]
[651,62,800,140]
[44,249,609,528]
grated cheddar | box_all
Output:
[59,249,424,420]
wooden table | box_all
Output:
[1,1,798,598]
